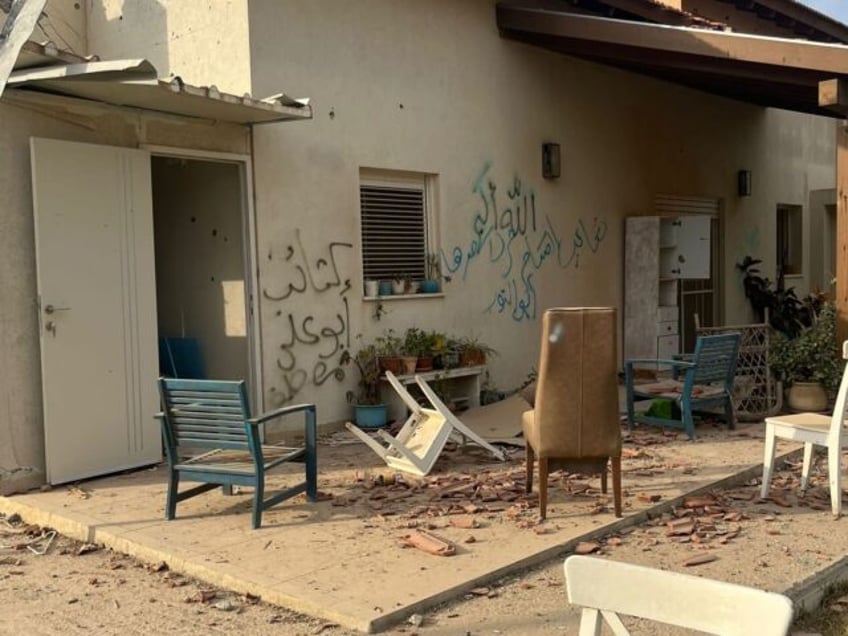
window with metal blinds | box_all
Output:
[360,183,427,281]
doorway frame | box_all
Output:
[143,144,264,410]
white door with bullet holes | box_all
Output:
[30,138,161,484]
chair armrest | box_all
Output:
[625,359,695,369]
[249,403,316,425]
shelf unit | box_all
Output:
[624,215,710,361]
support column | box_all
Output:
[837,122,848,343]
[819,80,848,342]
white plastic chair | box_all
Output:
[564,555,793,636]
[344,371,508,476]
[760,340,848,517]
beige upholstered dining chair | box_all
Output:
[523,307,622,519]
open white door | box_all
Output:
[30,138,161,484]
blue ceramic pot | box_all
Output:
[419,279,440,294]
[354,404,388,428]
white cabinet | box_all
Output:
[659,216,711,280]
[624,215,711,361]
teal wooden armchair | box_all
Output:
[624,333,741,439]
[158,378,318,529]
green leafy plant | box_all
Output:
[340,343,382,405]
[402,327,436,358]
[374,328,402,357]
[770,302,844,392]
[456,335,497,367]
[736,256,816,338]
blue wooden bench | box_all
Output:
[157,378,317,529]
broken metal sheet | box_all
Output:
[13,39,87,71]
[8,58,157,83]
[8,71,312,124]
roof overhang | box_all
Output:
[5,42,311,125]
[496,4,848,118]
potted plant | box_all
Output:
[375,328,404,375]
[771,301,844,412]
[391,274,407,295]
[341,343,388,428]
[403,327,436,371]
[364,279,379,297]
[456,335,497,367]
[420,252,451,294]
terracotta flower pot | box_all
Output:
[400,356,417,375]
[379,356,404,376]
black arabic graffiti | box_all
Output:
[263,231,353,405]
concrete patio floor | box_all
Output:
[0,419,818,633]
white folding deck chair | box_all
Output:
[564,555,793,636]
[344,371,509,476]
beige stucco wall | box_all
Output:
[84,0,252,95]
[245,0,835,423]
[0,2,837,489]
[0,91,248,494]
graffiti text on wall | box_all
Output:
[444,162,608,322]
[263,229,353,405]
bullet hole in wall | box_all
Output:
[399,103,404,109]
[328,107,335,120]
[210,276,215,282]
[212,229,218,237]
[190,217,196,223]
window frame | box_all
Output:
[776,203,803,278]
[358,169,438,298]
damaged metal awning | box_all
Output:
[496,4,848,118]
[5,41,311,124]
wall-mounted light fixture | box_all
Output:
[737,169,752,197]
[542,142,561,179]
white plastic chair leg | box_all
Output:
[578,608,603,636]
[760,427,776,499]
[801,442,814,492]
[828,445,842,517]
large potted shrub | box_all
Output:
[341,343,388,428]
[771,301,844,412]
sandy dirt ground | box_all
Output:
[3,446,848,636]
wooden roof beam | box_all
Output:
[820,78,848,117]
[497,6,848,76]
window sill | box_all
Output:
[363,293,445,301]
